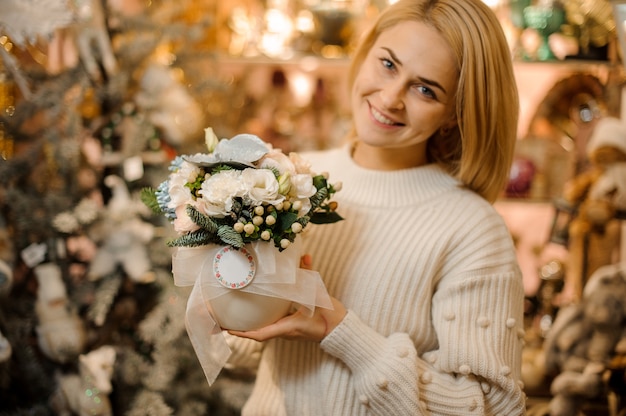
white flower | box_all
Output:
[198,170,244,217]
[204,127,219,153]
[173,205,201,234]
[289,173,317,216]
[289,152,312,174]
[259,148,295,175]
[241,168,284,206]
[145,127,343,250]
[291,174,317,198]
[168,161,200,209]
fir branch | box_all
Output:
[187,206,218,233]
[308,186,329,213]
[297,216,310,228]
[167,229,220,247]
[217,225,244,248]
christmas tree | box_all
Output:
[0,0,257,414]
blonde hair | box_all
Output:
[348,0,519,203]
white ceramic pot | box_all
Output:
[205,242,299,331]
[209,291,292,331]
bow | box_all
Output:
[172,240,333,385]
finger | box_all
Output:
[228,320,289,342]
[300,254,313,269]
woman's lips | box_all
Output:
[370,105,403,126]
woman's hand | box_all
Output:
[227,296,346,342]
[227,254,347,343]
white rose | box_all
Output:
[198,170,244,217]
[291,175,317,217]
[173,205,201,234]
[290,174,316,216]
[241,168,284,206]
[291,174,317,199]
[167,161,200,209]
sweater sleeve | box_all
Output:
[320,270,526,415]
[224,332,264,372]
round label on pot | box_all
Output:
[213,246,256,289]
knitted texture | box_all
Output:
[236,145,526,415]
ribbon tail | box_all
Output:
[294,268,334,317]
[185,279,231,385]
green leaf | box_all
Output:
[312,175,327,190]
[211,164,236,174]
[185,172,206,197]
[309,211,343,224]
[276,211,298,232]
[140,187,162,214]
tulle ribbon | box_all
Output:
[172,240,333,385]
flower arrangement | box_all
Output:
[141,128,341,383]
[141,128,342,251]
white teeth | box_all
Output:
[371,107,396,125]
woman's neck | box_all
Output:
[351,141,429,170]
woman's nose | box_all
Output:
[379,80,405,111]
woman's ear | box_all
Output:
[445,115,458,130]
[439,118,457,136]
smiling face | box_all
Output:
[351,20,459,169]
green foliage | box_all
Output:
[217,225,244,248]
[140,187,162,214]
[211,164,236,174]
[167,229,221,247]
[308,186,329,213]
[310,211,343,224]
[184,171,206,197]
[186,206,218,234]
[275,211,298,231]
[312,174,328,190]
[155,162,342,252]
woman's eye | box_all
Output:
[380,58,395,70]
[415,85,436,99]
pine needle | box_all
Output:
[217,225,244,248]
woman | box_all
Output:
[227,0,526,414]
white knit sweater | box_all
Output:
[230,145,526,415]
